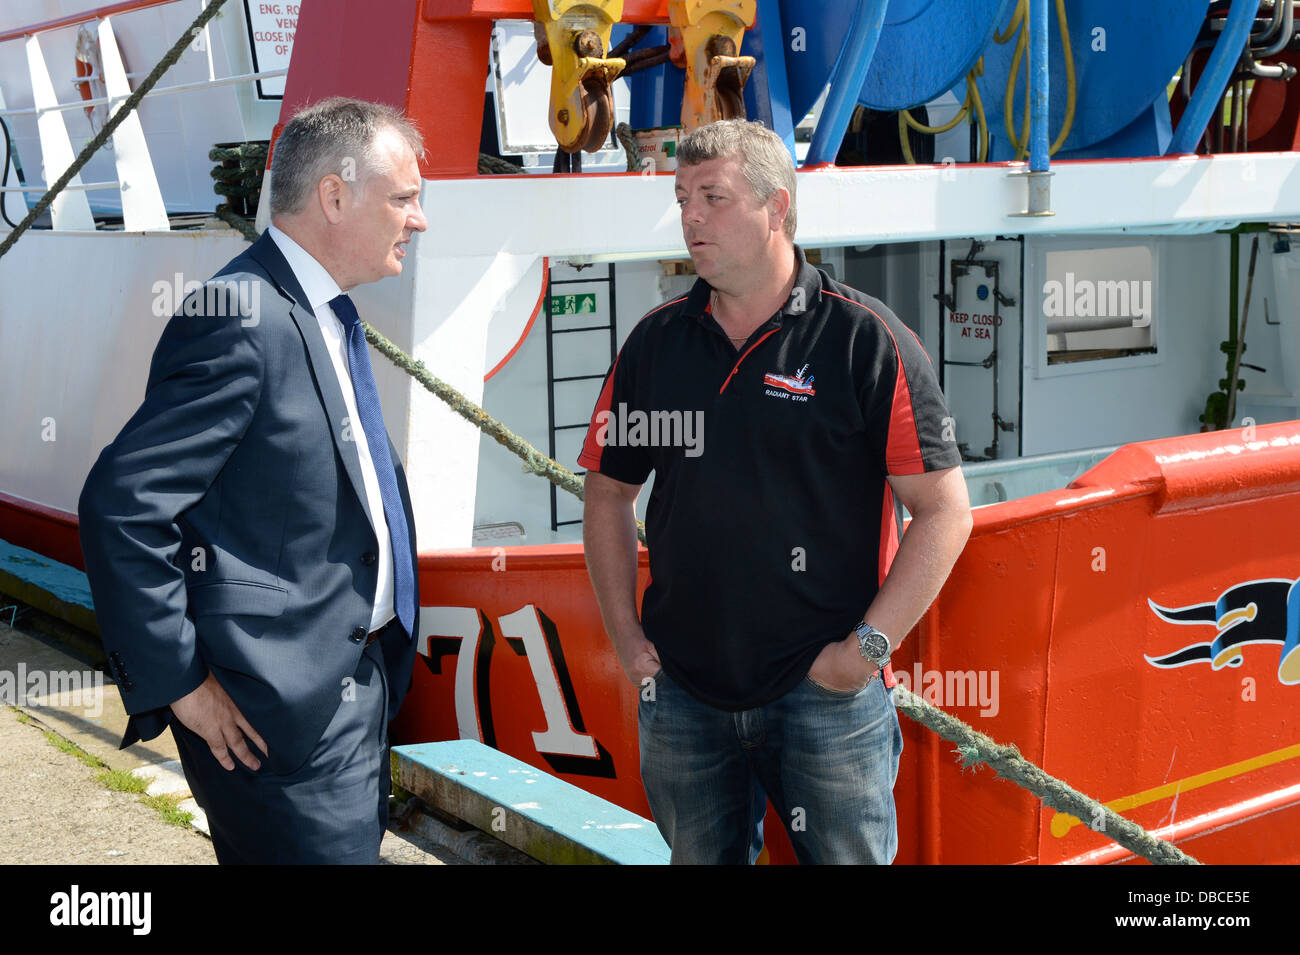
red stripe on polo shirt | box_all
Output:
[822,290,927,475]
[577,357,619,471]
[884,356,925,475]
[718,328,780,394]
[900,321,928,356]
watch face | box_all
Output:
[858,626,889,660]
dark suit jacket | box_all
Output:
[78,232,420,775]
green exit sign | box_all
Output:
[550,292,598,315]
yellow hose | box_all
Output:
[1004,13,1029,156]
[993,0,1026,44]
[897,0,1079,167]
[902,100,971,135]
[898,65,990,164]
[898,112,919,164]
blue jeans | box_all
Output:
[638,667,903,865]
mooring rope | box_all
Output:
[615,122,641,171]
[214,203,259,242]
[210,142,267,209]
[0,0,230,260]
[358,320,653,541]
[0,0,1199,864]
[892,686,1199,864]
[478,153,527,175]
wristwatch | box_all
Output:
[854,621,891,670]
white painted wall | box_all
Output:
[0,230,420,520]
[1020,233,1229,455]
[473,258,668,545]
[1,231,250,513]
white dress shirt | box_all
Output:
[267,223,396,632]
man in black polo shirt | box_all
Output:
[580,120,972,864]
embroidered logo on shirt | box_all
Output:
[763,363,815,401]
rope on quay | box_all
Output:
[0,0,230,260]
[214,204,260,242]
[892,685,1201,865]
[363,321,651,542]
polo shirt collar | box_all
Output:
[682,244,823,322]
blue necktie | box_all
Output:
[330,294,416,639]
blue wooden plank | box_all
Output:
[0,537,95,611]
[393,739,670,865]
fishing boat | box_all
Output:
[2,0,1299,864]
[763,367,815,396]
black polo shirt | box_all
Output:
[579,246,961,710]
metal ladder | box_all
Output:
[545,262,619,532]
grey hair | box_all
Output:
[269,96,424,217]
[677,119,797,238]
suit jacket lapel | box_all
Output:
[243,234,372,528]
[288,301,373,522]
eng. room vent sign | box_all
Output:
[242,0,298,98]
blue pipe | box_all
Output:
[803,0,890,166]
[1028,0,1050,171]
[747,0,797,160]
[1168,0,1263,155]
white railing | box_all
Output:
[0,0,284,232]
[0,68,286,116]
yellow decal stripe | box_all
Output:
[1050,741,1300,838]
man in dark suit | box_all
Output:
[78,97,428,864]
